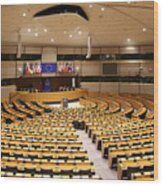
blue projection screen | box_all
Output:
[41,63,57,73]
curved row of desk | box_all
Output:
[9,88,88,103]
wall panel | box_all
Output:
[81,82,100,92]
[101,82,119,92]
[1,85,16,99]
[140,46,154,53]
[1,61,16,79]
[141,62,154,77]
[119,83,140,94]
[1,46,17,54]
[140,83,154,95]
[1,45,154,55]
[81,82,154,95]
[119,62,140,76]
[82,62,101,76]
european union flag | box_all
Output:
[41,63,57,73]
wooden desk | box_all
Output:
[117,159,154,180]
[10,89,88,103]
[109,147,154,168]
[102,137,154,158]
[2,159,95,172]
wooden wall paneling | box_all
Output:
[140,45,154,54]
[119,62,140,76]
[82,61,101,76]
[140,83,154,95]
[1,60,154,79]
[101,47,119,54]
[73,48,82,54]
[91,48,101,54]
[1,45,17,54]
[15,76,79,91]
[57,48,75,54]
[24,46,42,54]
[81,48,87,55]
[154,1,158,180]
[81,82,100,92]
[1,45,154,55]
[119,82,140,94]
[101,82,119,92]
[1,61,16,79]
[1,85,17,99]
[140,61,154,77]
[16,77,43,91]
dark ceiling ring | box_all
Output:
[34,5,89,21]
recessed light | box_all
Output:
[27,28,31,32]
[64,31,67,34]
[142,27,147,32]
[127,38,131,42]
[101,7,105,11]
[89,4,93,8]
[78,31,82,35]
[50,38,54,42]
[34,33,38,37]
[106,54,110,58]
[127,46,136,50]
[75,66,80,71]
[69,34,73,38]
[22,12,26,17]
[44,28,47,32]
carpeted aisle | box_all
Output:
[77,130,117,180]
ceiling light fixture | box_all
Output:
[50,38,54,42]
[44,28,47,32]
[64,31,67,34]
[34,33,38,37]
[142,27,147,32]
[89,4,93,8]
[69,34,73,38]
[78,31,82,35]
[127,38,131,42]
[106,54,110,58]
[101,7,105,11]
[22,12,26,17]
[75,66,80,71]
[27,28,31,32]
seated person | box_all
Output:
[62,98,68,108]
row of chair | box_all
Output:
[80,94,154,180]
[1,103,98,179]
[1,93,154,180]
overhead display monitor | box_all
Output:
[103,63,117,75]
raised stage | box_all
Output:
[9,88,88,103]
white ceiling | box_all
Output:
[1,1,154,47]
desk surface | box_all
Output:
[10,88,88,103]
